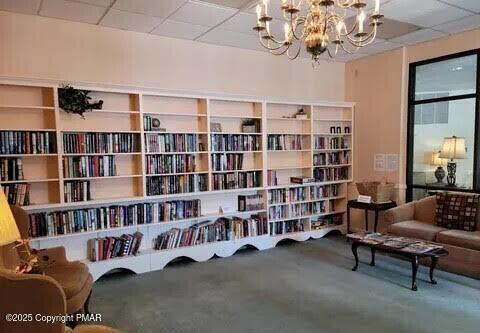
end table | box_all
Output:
[346,200,397,233]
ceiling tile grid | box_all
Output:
[0,0,480,62]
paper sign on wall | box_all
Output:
[386,154,399,172]
[374,154,386,171]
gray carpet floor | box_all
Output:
[91,235,480,333]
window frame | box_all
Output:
[406,49,480,201]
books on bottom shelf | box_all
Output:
[270,219,305,236]
[2,183,30,206]
[87,231,143,262]
[153,214,267,250]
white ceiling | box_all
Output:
[1,0,479,62]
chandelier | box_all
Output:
[253,0,383,63]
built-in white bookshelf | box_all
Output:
[0,80,354,280]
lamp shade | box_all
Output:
[430,151,447,166]
[439,136,466,160]
[0,190,20,246]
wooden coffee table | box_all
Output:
[348,235,449,291]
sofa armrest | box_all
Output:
[34,246,69,265]
[384,202,415,229]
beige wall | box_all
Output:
[0,11,345,101]
[346,28,480,232]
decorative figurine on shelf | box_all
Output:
[211,122,222,133]
[58,84,103,118]
[330,126,336,134]
[336,126,342,134]
[151,118,162,131]
[242,119,257,133]
[344,126,351,134]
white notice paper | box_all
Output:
[386,154,399,171]
[374,154,386,171]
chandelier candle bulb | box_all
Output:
[284,23,289,40]
[358,10,366,34]
[374,0,380,14]
[263,0,269,16]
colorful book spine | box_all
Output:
[1,183,30,206]
[210,134,260,152]
[88,231,144,262]
[267,135,303,150]
[212,171,261,190]
[0,131,55,154]
[147,174,208,196]
[211,153,244,171]
[145,133,202,153]
[62,132,138,154]
[63,156,117,178]
[0,158,24,181]
[28,199,202,238]
[145,154,197,174]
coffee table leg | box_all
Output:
[374,210,379,233]
[411,256,419,291]
[351,242,359,271]
[364,209,369,231]
[430,257,438,285]
[370,247,376,266]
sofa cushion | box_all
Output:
[435,193,480,231]
[43,262,89,299]
[389,220,447,242]
[437,230,480,251]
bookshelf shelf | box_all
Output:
[2,81,354,281]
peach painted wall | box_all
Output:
[0,11,345,101]
[346,28,480,232]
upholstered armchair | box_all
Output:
[0,268,120,333]
[2,206,93,315]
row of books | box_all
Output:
[145,133,203,153]
[0,131,55,155]
[314,167,349,182]
[0,158,24,181]
[268,188,288,204]
[153,215,267,250]
[87,232,143,262]
[211,153,244,171]
[64,180,91,203]
[268,185,340,204]
[238,194,263,212]
[147,174,208,196]
[63,133,138,154]
[212,171,261,190]
[313,151,350,166]
[28,200,202,238]
[314,136,349,150]
[145,154,197,175]
[311,214,343,230]
[210,134,260,152]
[2,183,30,206]
[267,135,303,151]
[269,201,331,220]
[63,156,117,178]
[270,219,305,236]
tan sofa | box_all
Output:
[384,195,480,279]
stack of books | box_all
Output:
[0,131,55,154]
[63,132,138,154]
[88,231,143,261]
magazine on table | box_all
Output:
[381,237,420,249]
[402,242,443,254]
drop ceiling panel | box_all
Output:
[151,19,210,40]
[69,0,113,7]
[358,40,403,54]
[199,0,251,9]
[439,0,480,13]
[169,0,237,27]
[100,8,163,32]
[112,0,186,18]
[219,12,258,34]
[40,0,106,24]
[381,0,471,27]
[0,0,41,15]
[434,14,480,33]
[390,28,446,45]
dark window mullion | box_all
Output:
[412,93,477,106]
[474,51,480,191]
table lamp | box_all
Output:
[439,136,466,187]
[430,151,447,185]
[0,190,20,246]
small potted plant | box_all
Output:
[58,84,104,118]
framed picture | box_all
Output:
[210,122,222,133]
